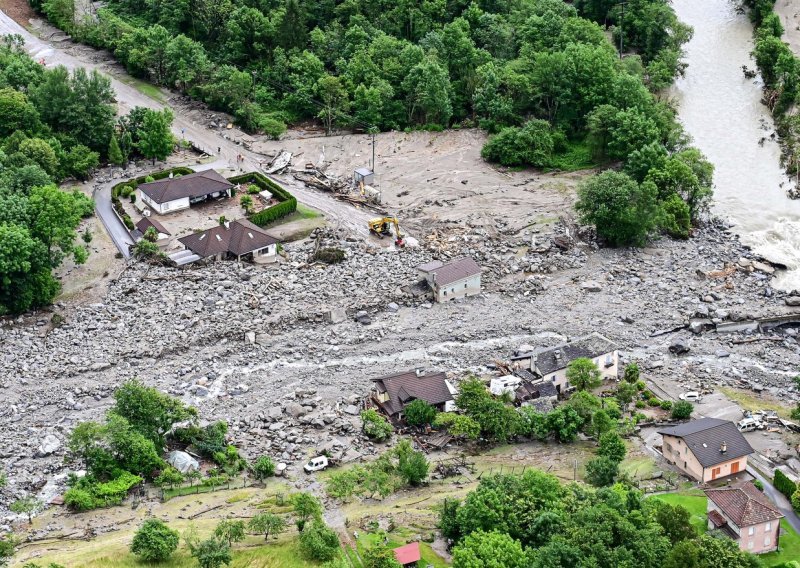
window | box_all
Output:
[748,527,755,536]
[443,290,447,297]
[765,522,772,532]
[551,375,556,383]
[764,536,771,546]
[464,283,467,288]
[664,442,672,453]
[748,541,754,550]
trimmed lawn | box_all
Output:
[650,491,708,534]
[354,531,449,568]
[762,519,800,567]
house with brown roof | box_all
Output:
[178,219,279,264]
[138,169,233,214]
[705,481,783,554]
[132,216,171,247]
[658,418,754,482]
[417,257,481,303]
[372,369,457,420]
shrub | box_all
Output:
[247,185,260,194]
[792,489,800,512]
[299,521,340,562]
[123,215,134,230]
[648,398,661,407]
[671,401,694,420]
[251,456,276,481]
[433,413,481,440]
[635,380,646,391]
[481,119,554,167]
[660,400,673,410]
[774,469,797,500]
[575,171,659,247]
[398,448,429,486]
[404,399,437,427]
[659,193,691,239]
[597,432,627,463]
[361,409,393,442]
[144,175,155,183]
[624,363,640,383]
[64,488,95,511]
[753,479,764,491]
[129,193,136,203]
[635,401,646,409]
[130,519,179,562]
[585,456,619,487]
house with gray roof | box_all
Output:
[705,481,783,554]
[138,169,233,214]
[659,417,754,482]
[528,332,618,395]
[417,257,481,303]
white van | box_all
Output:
[737,418,760,432]
[679,392,703,403]
[304,456,329,473]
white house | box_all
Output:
[529,333,619,395]
[178,219,279,264]
[417,257,482,303]
[138,169,233,215]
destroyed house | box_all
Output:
[372,370,456,419]
[705,481,783,554]
[417,257,481,303]
[530,332,618,394]
[138,169,233,214]
[178,219,279,264]
[132,216,171,242]
[659,417,754,482]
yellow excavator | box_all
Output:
[368,217,405,247]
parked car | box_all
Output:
[737,417,763,432]
[304,456,329,473]
[679,391,703,402]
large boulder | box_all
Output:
[166,450,199,473]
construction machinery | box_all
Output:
[368,216,405,247]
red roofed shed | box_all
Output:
[393,542,421,567]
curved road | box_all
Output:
[0,10,372,256]
[748,466,800,535]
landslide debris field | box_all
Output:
[4,181,800,506]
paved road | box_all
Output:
[0,10,372,256]
[748,466,800,534]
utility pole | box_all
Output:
[371,131,376,173]
[618,2,628,59]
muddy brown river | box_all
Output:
[672,0,800,289]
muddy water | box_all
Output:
[671,0,800,289]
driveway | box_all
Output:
[0,10,373,256]
[748,465,800,534]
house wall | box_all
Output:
[662,435,748,482]
[701,456,749,483]
[533,350,619,394]
[434,274,481,303]
[662,434,705,481]
[707,502,778,554]
[139,191,190,214]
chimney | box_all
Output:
[224,221,230,229]
[720,441,727,454]
[415,368,425,377]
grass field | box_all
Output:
[719,387,794,418]
[352,531,448,568]
[650,491,708,533]
[763,519,800,567]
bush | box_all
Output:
[251,456,276,481]
[660,400,673,410]
[753,479,764,491]
[575,171,659,247]
[481,119,554,167]
[129,193,136,203]
[624,363,640,383]
[585,456,619,487]
[774,469,797,500]
[398,447,429,486]
[130,519,179,562]
[635,401,646,409]
[404,399,437,427]
[792,489,800,512]
[299,521,340,562]
[648,398,661,407]
[671,401,694,420]
[228,172,297,226]
[144,175,155,182]
[659,193,691,239]
[123,215,134,230]
[63,488,95,511]
[361,409,393,442]
[597,432,627,463]
[635,380,646,391]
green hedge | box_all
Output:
[65,471,143,511]
[227,172,297,227]
[775,469,797,500]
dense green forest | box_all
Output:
[33,0,688,140]
[0,37,174,315]
[442,469,762,568]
